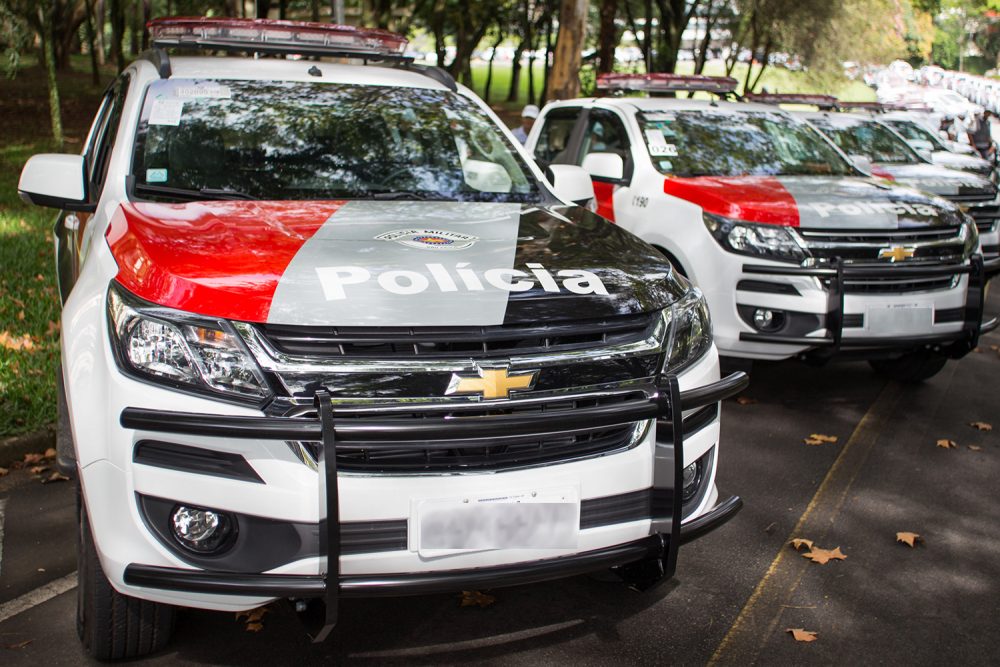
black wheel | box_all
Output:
[77,486,175,661]
[869,350,948,383]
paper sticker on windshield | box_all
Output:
[145,168,168,183]
[148,99,183,126]
[174,84,231,99]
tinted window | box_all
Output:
[580,110,630,162]
[131,79,541,202]
[533,108,581,165]
[812,119,919,164]
[638,110,853,177]
[90,75,130,194]
[885,120,946,150]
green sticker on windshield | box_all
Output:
[146,168,167,183]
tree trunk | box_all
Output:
[279,0,288,20]
[110,0,125,73]
[596,0,617,74]
[643,0,652,72]
[141,0,150,50]
[95,0,105,66]
[484,32,504,104]
[311,0,321,22]
[540,13,553,105]
[508,38,526,102]
[548,0,586,101]
[84,0,100,85]
[40,3,64,148]
[130,0,140,56]
[256,0,271,19]
[694,0,719,75]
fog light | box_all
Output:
[681,460,702,503]
[170,505,234,553]
[752,308,784,332]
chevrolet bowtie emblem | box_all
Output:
[446,367,539,400]
[878,246,916,262]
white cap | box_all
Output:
[521,104,540,119]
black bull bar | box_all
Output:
[119,371,748,642]
[738,255,1000,354]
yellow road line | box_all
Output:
[708,379,908,666]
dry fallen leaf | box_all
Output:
[22,453,43,465]
[0,467,9,477]
[245,622,264,633]
[808,434,838,443]
[802,546,847,564]
[42,471,69,484]
[936,439,957,449]
[787,628,818,643]
[28,465,49,475]
[459,590,496,608]
[16,310,24,321]
[789,538,814,551]
[970,422,993,432]
[0,331,35,351]
[43,448,56,459]
[736,396,758,405]
[896,532,922,547]
[968,445,983,452]
[3,639,32,649]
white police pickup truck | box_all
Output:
[17,19,746,660]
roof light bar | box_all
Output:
[745,92,838,108]
[596,73,739,95]
[148,17,408,59]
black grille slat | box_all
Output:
[259,313,657,358]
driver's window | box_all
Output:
[580,111,630,163]
[533,108,581,167]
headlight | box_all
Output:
[961,215,979,257]
[107,283,270,403]
[703,212,807,263]
[663,288,712,374]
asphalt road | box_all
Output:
[1,292,998,665]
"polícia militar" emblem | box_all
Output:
[375,228,478,250]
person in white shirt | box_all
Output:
[511,104,539,143]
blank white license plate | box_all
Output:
[866,303,933,336]
[413,487,579,556]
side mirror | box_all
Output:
[848,154,874,175]
[18,154,91,211]
[581,152,625,181]
[545,164,596,207]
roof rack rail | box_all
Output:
[596,73,739,96]
[835,101,885,113]
[744,92,838,109]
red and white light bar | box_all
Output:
[745,92,838,108]
[148,17,408,57]
[597,73,739,95]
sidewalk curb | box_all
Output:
[0,426,56,466]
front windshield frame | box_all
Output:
[128,78,547,204]
[812,118,922,165]
[636,109,856,178]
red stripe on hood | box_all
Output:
[663,176,800,226]
[107,200,344,322]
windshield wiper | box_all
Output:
[368,190,456,201]
[133,182,255,201]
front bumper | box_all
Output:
[118,371,747,639]
[737,255,1000,358]
[122,495,744,600]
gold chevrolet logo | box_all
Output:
[446,367,539,399]
[878,246,916,262]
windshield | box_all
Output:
[638,110,854,177]
[885,119,946,150]
[130,79,542,202]
[810,119,920,165]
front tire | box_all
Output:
[869,350,948,383]
[77,485,175,661]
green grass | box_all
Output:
[0,56,112,437]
